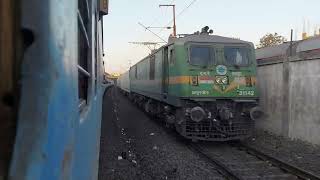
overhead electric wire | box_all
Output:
[164,0,176,14]
[176,0,197,19]
[138,22,167,43]
[133,2,169,46]
[148,1,174,29]
[134,0,198,46]
[158,0,198,34]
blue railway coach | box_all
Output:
[0,0,109,179]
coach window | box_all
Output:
[78,0,92,107]
[94,12,98,94]
[150,56,155,80]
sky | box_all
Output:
[102,0,320,74]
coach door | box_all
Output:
[162,47,169,98]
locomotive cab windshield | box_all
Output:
[224,46,250,66]
[188,44,253,68]
[189,45,215,67]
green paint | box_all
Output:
[129,35,259,105]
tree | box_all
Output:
[257,33,287,48]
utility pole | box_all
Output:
[159,4,176,37]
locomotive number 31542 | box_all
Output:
[238,90,255,96]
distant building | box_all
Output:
[256,36,320,65]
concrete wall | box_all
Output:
[256,63,284,135]
[256,56,320,145]
[288,59,320,144]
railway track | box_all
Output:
[131,97,319,180]
[188,142,320,180]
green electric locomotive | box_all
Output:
[119,28,261,141]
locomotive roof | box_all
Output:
[169,34,252,45]
[130,34,254,69]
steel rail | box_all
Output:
[188,144,244,180]
[240,143,320,180]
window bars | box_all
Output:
[78,0,91,106]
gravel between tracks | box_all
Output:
[98,87,223,180]
[247,130,320,176]
[98,87,320,179]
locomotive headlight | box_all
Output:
[191,76,199,86]
[215,77,222,84]
[221,76,228,84]
[215,76,228,84]
[190,106,206,122]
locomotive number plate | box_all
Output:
[238,90,255,96]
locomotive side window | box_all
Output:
[224,47,249,66]
[134,66,138,79]
[149,56,155,80]
[189,46,214,66]
[78,0,92,107]
[169,49,175,64]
